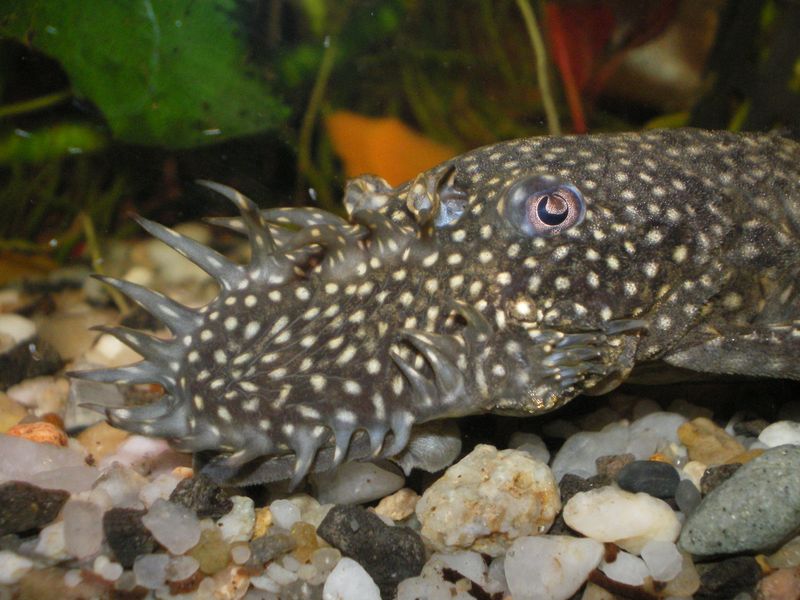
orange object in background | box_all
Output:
[326,111,457,187]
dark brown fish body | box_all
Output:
[75,128,800,485]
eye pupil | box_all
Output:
[536,194,569,226]
[503,176,585,238]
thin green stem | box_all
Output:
[296,35,338,209]
[515,0,561,135]
[80,212,129,313]
[0,89,72,119]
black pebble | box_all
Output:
[558,473,606,504]
[700,463,741,496]
[695,556,761,599]
[317,504,426,600]
[103,507,158,569]
[616,460,680,499]
[0,481,69,535]
[169,474,233,519]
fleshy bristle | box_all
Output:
[135,216,245,290]
[92,325,177,363]
[70,362,174,387]
[93,275,201,335]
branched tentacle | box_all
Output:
[199,181,298,286]
[70,362,174,388]
[331,428,354,467]
[135,216,246,290]
[204,216,295,248]
[449,299,493,344]
[399,329,465,402]
[350,208,414,261]
[106,398,189,438]
[262,207,351,229]
[91,325,177,363]
[93,275,201,335]
[382,411,415,458]
[390,349,439,408]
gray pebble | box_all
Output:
[247,531,296,569]
[680,445,800,556]
[674,479,702,515]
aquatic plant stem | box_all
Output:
[0,90,71,119]
[515,0,561,135]
[296,35,339,210]
[80,212,129,313]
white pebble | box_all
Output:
[0,550,33,585]
[133,553,170,589]
[640,540,684,582]
[217,495,255,543]
[395,576,456,600]
[93,464,148,509]
[282,554,302,572]
[0,435,85,483]
[434,552,489,587]
[138,472,181,507]
[297,563,319,582]
[231,544,252,565]
[311,547,342,575]
[93,555,123,581]
[269,499,301,529]
[0,313,36,343]
[508,432,550,464]
[759,421,800,447]
[250,574,281,592]
[166,555,199,582]
[600,550,649,586]
[312,461,404,505]
[30,464,100,494]
[551,422,630,480]
[63,499,104,559]
[563,486,681,554]
[323,557,381,600]
[63,569,82,587]
[505,535,603,600]
[142,498,201,554]
[551,413,687,481]
[266,562,298,586]
[34,520,68,561]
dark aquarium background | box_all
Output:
[0,0,798,276]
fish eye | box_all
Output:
[503,176,586,237]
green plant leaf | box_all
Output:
[0,0,289,148]
[0,122,107,164]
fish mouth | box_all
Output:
[486,318,648,416]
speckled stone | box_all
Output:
[0,481,69,535]
[699,463,741,496]
[318,504,425,600]
[595,453,635,480]
[415,444,561,556]
[680,445,800,556]
[247,532,296,569]
[695,556,761,599]
[169,474,232,520]
[103,507,158,569]
[616,460,680,499]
